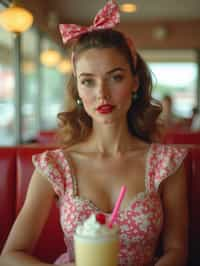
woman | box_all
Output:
[0,1,188,266]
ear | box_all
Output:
[132,75,139,93]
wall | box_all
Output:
[118,20,200,49]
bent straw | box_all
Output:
[108,185,127,228]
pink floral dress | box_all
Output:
[32,143,187,266]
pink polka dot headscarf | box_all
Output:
[59,0,137,68]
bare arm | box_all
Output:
[0,170,56,266]
[155,164,188,266]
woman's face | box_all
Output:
[75,47,138,125]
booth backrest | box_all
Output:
[0,148,16,252]
[0,146,65,263]
[186,148,200,266]
[163,131,200,145]
[0,145,200,265]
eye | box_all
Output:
[81,78,95,87]
[111,74,124,82]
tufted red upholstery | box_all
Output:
[0,145,200,265]
[0,147,16,252]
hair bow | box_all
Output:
[59,0,120,44]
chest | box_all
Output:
[68,152,148,212]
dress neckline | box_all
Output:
[60,143,154,214]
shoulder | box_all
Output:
[32,148,63,161]
[64,141,91,153]
[150,143,188,162]
[32,148,70,171]
[62,142,96,160]
[32,148,70,198]
[148,144,188,192]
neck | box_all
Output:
[89,119,136,157]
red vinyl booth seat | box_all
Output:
[0,148,16,252]
[186,148,200,266]
[0,145,200,265]
[0,146,65,263]
[163,131,200,145]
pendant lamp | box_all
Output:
[0,3,33,33]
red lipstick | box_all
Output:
[96,104,114,114]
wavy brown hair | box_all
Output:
[57,29,162,147]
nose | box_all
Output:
[97,81,110,100]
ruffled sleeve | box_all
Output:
[148,144,188,192]
[32,149,67,198]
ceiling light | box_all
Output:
[57,59,72,73]
[152,26,168,40]
[40,49,61,67]
[0,5,33,33]
[120,3,137,13]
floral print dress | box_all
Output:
[32,143,187,266]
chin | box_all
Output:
[96,116,118,125]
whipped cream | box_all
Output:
[75,214,118,238]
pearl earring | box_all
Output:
[77,98,83,106]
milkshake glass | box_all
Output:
[74,213,119,266]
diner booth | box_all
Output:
[0,0,200,265]
[0,145,200,265]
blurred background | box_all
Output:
[0,0,200,145]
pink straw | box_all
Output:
[108,185,127,228]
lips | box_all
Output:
[96,104,114,114]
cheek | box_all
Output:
[82,95,93,106]
[112,88,131,104]
[79,90,95,106]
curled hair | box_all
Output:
[57,29,162,147]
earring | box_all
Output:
[77,97,83,106]
[132,92,138,101]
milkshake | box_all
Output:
[74,213,119,266]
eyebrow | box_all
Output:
[78,67,126,78]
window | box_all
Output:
[40,36,66,130]
[141,49,198,118]
[149,62,197,118]
[0,28,15,145]
[21,28,39,142]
